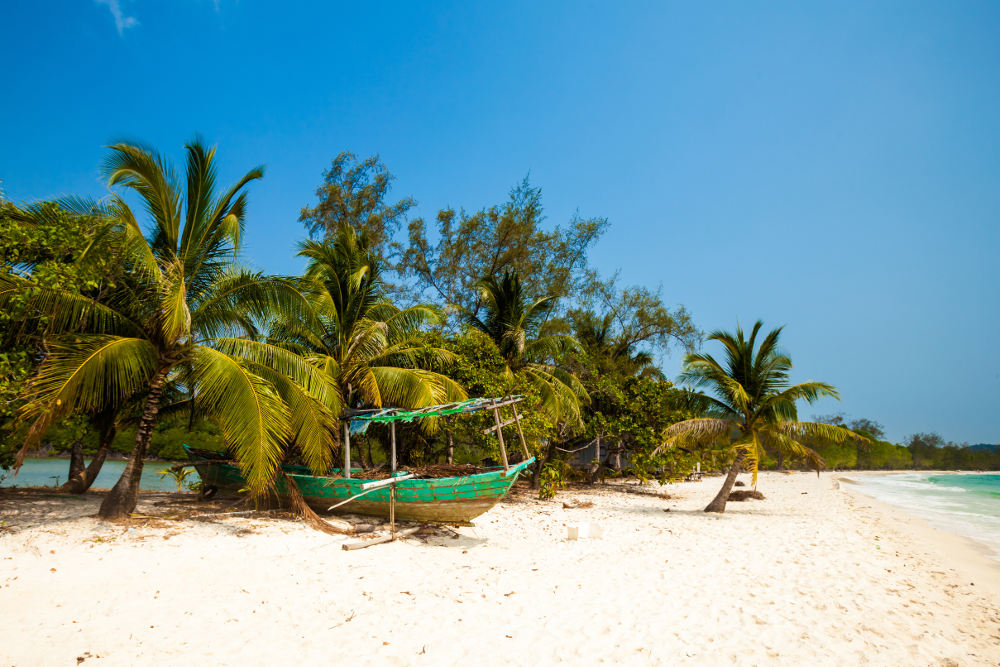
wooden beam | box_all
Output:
[484,396,524,410]
[481,417,517,434]
[359,473,416,491]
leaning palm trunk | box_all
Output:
[704,447,747,513]
[98,369,168,518]
[61,419,117,494]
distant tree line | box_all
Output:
[806,415,999,471]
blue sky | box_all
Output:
[2,1,998,444]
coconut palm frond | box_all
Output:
[774,420,869,446]
[245,362,337,474]
[758,427,826,474]
[190,346,290,495]
[0,274,144,338]
[210,338,340,409]
[658,417,737,454]
[16,335,158,463]
[102,142,182,253]
[522,365,583,424]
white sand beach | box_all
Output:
[2,472,999,666]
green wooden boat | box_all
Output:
[184,445,534,525]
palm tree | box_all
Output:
[572,311,666,381]
[460,268,587,423]
[3,139,330,518]
[266,224,466,463]
[663,321,863,513]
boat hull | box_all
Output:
[184,447,533,525]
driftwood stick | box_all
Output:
[342,526,421,551]
[190,509,257,519]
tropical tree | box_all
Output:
[663,321,864,513]
[402,178,607,330]
[459,268,586,423]
[299,152,416,270]
[0,201,123,480]
[3,139,329,518]
[266,223,466,466]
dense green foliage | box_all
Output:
[0,199,122,469]
[2,143,991,516]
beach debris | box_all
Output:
[342,525,422,550]
[727,490,765,501]
[561,499,594,509]
[734,481,745,487]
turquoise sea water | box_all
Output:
[850,473,1000,561]
[0,458,199,492]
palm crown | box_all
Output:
[665,321,863,511]
[460,269,587,422]
[269,225,466,431]
[4,140,324,515]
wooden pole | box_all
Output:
[446,426,454,465]
[511,406,530,459]
[390,420,397,537]
[343,421,351,479]
[390,485,396,537]
[492,404,510,471]
[390,421,397,473]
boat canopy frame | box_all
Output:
[340,395,530,480]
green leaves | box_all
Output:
[283,229,467,421]
[18,336,157,458]
[459,268,586,424]
[191,347,290,494]
[666,320,845,480]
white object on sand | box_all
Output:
[567,523,603,540]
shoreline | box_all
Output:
[837,473,1000,598]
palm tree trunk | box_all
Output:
[62,413,117,494]
[704,448,747,513]
[99,369,168,519]
[61,438,85,491]
[78,420,117,493]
